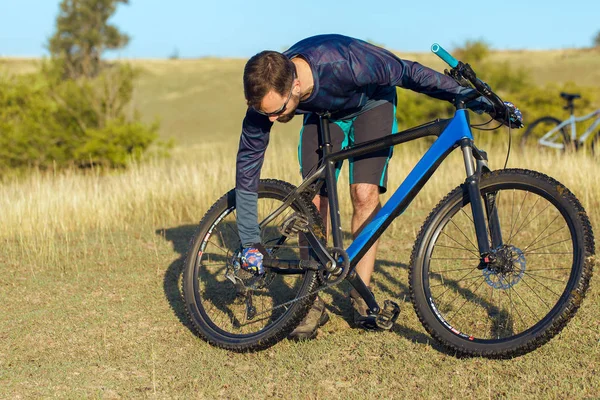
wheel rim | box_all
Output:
[191,193,315,338]
[422,182,580,343]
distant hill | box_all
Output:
[2,48,599,145]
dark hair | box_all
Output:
[243,51,296,109]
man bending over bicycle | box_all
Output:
[235,34,522,340]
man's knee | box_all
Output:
[350,183,380,209]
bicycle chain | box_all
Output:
[245,274,341,321]
[242,248,350,321]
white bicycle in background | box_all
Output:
[520,92,600,152]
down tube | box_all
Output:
[346,110,474,266]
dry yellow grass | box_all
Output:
[2,131,598,263]
[1,136,599,398]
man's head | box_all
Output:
[243,51,300,123]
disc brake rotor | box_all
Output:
[483,245,526,289]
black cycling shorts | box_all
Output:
[298,100,398,194]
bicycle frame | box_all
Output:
[261,106,498,313]
[539,109,600,149]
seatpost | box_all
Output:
[318,115,344,249]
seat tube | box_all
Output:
[318,116,344,248]
[460,139,490,256]
[569,116,576,141]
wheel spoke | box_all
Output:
[429,273,483,288]
[524,238,572,254]
[434,243,480,253]
[524,224,566,252]
[419,172,590,352]
[523,271,567,284]
[430,266,480,300]
[520,274,562,298]
[518,275,552,309]
[446,277,487,324]
[439,231,479,257]
[448,218,479,254]
[510,199,548,241]
[207,239,231,256]
[508,285,540,321]
[508,190,529,243]
[436,273,485,311]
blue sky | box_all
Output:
[1,0,599,58]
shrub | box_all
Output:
[0,63,161,171]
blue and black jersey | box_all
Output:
[236,34,491,246]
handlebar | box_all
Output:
[431,43,458,68]
[431,43,522,128]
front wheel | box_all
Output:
[410,169,594,358]
[182,179,325,352]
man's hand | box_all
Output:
[496,101,523,129]
[241,245,266,275]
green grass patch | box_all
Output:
[1,225,598,398]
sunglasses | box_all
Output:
[255,72,297,117]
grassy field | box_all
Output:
[1,48,599,398]
[1,132,598,398]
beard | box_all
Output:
[276,112,296,123]
[276,94,300,123]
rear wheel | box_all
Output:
[182,179,325,352]
[410,169,594,358]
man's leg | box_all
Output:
[346,100,397,323]
[349,183,381,287]
[287,115,344,340]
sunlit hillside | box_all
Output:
[2,47,599,146]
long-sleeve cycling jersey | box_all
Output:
[235,34,492,247]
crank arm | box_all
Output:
[303,229,337,271]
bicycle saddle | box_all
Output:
[560,92,581,101]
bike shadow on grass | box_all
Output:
[156,224,198,332]
[156,224,452,355]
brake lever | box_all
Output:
[444,68,471,88]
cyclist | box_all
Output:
[236,34,522,340]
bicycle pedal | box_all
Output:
[375,300,400,330]
[356,315,379,331]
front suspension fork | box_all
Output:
[460,140,503,267]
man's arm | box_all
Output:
[235,108,273,247]
[348,40,493,113]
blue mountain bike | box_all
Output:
[182,44,594,358]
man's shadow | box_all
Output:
[157,224,479,355]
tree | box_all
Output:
[48,0,130,79]
[594,30,600,47]
[0,0,165,171]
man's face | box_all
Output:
[258,82,300,123]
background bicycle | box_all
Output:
[520,92,600,152]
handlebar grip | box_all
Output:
[431,43,459,68]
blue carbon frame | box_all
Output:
[342,109,473,265]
